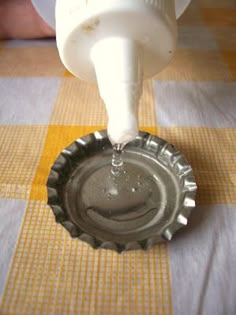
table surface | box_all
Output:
[0,0,236,314]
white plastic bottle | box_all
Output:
[56,0,191,144]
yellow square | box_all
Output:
[1,199,172,315]
[221,51,236,80]
[211,27,236,50]
[197,0,236,8]
[63,69,75,77]
[30,125,102,200]
[50,78,107,125]
[51,78,157,127]
[0,126,47,199]
[178,6,204,26]
[0,47,65,76]
[159,127,236,205]
[155,48,232,81]
[201,8,236,28]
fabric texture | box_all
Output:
[0,0,236,314]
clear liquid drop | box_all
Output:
[111,143,126,176]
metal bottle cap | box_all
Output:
[47,130,197,252]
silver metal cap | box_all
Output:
[47,130,197,252]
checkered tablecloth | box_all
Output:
[0,1,236,314]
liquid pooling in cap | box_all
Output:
[47,130,197,252]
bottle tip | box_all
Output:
[108,128,138,145]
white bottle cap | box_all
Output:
[91,37,142,144]
[33,0,191,28]
[56,0,190,144]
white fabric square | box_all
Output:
[154,81,236,127]
[178,26,218,49]
[0,199,27,297]
[0,78,61,125]
[169,204,236,315]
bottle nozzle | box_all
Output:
[91,37,143,144]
